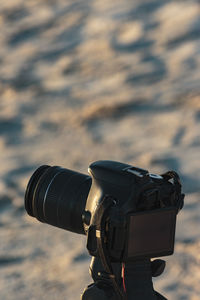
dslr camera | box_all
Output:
[25,160,184,300]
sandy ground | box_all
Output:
[0,0,200,299]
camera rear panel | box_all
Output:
[124,207,177,261]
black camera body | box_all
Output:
[25,160,184,263]
[83,161,183,263]
[25,160,184,300]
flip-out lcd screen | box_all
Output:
[126,208,177,260]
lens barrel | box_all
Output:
[25,165,92,234]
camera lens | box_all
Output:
[25,165,92,234]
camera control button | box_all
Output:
[82,210,91,226]
[87,225,97,254]
[149,173,163,180]
[124,166,149,178]
[142,189,159,210]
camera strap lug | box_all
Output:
[161,171,185,212]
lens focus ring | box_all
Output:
[24,165,91,234]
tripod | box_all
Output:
[81,257,167,300]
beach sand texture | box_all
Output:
[0,0,200,299]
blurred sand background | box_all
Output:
[0,0,200,299]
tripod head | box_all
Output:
[82,257,167,300]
